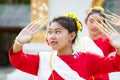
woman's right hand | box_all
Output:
[15,25,40,45]
[12,16,48,54]
[13,25,39,54]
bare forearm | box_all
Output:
[117,48,120,55]
[12,38,24,54]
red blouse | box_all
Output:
[9,47,120,80]
[94,37,115,56]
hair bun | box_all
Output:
[64,13,82,31]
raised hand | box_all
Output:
[16,25,40,45]
[15,16,48,45]
[103,11,120,28]
[92,17,120,49]
[13,16,48,53]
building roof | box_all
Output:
[0,5,30,28]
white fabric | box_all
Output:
[108,72,120,80]
[6,69,36,80]
[38,52,85,80]
[38,52,52,80]
[79,36,104,56]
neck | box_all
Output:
[89,34,100,40]
[57,45,73,56]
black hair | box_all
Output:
[86,9,105,21]
[49,16,78,43]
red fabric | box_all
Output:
[88,74,109,80]
[93,37,115,56]
[9,47,120,80]
[9,47,39,76]
[92,37,116,80]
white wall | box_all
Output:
[49,0,93,35]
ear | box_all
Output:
[69,32,76,41]
[85,18,87,24]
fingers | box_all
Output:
[102,11,120,20]
[28,26,39,33]
[92,13,120,49]
[22,16,48,34]
[107,10,120,19]
[28,16,48,27]
[16,16,48,44]
[102,11,120,27]
[26,16,48,32]
[92,17,119,39]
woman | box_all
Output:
[84,6,116,57]
[9,13,120,80]
[82,6,120,80]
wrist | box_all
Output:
[14,37,24,46]
[116,48,120,54]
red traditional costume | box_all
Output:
[94,37,115,56]
[9,47,120,80]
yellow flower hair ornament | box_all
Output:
[87,6,104,14]
[76,21,82,31]
[64,13,82,31]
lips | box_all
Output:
[49,41,57,46]
[91,28,98,32]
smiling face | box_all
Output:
[47,22,75,51]
[86,13,102,36]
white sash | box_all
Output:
[38,52,85,80]
[108,72,120,80]
[38,52,52,80]
[79,36,104,56]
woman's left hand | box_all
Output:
[109,32,120,49]
[104,11,120,28]
[108,16,120,28]
[92,16,120,54]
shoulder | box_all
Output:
[78,51,104,60]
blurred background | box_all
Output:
[0,0,120,80]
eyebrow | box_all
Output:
[89,17,94,20]
[48,27,62,30]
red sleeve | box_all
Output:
[94,37,116,56]
[98,54,120,73]
[87,53,120,74]
[9,47,39,76]
[86,53,120,80]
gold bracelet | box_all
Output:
[14,37,24,46]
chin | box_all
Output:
[51,47,57,50]
[91,32,98,35]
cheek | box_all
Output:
[86,22,92,27]
[58,34,68,42]
[87,24,92,30]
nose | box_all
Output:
[49,33,56,40]
[93,22,96,27]
[93,22,98,28]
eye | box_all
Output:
[55,31,61,34]
[48,30,52,34]
[97,20,102,24]
[89,19,94,23]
